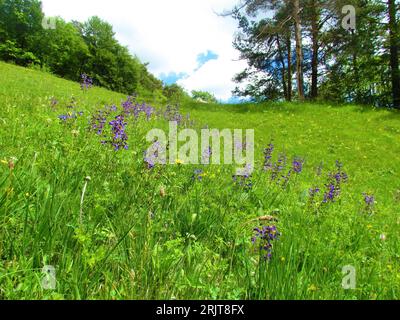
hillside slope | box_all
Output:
[1,62,400,300]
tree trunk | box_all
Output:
[287,34,292,102]
[293,0,304,101]
[276,35,288,100]
[388,0,400,108]
[310,0,319,100]
[351,29,360,103]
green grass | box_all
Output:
[1,61,400,300]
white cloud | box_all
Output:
[178,54,247,101]
[40,0,246,100]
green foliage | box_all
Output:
[318,0,391,107]
[0,40,39,65]
[0,0,43,49]
[231,0,400,107]
[163,84,189,104]
[0,1,182,104]
[191,90,218,103]
[34,19,90,80]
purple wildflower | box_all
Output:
[144,151,156,169]
[331,171,348,184]
[322,160,348,204]
[122,96,135,113]
[363,193,375,206]
[309,187,320,199]
[89,110,108,136]
[323,183,338,203]
[292,158,304,174]
[144,141,165,169]
[142,104,154,120]
[80,74,93,91]
[235,139,246,153]
[202,147,213,164]
[363,193,375,213]
[336,160,343,171]
[281,169,292,188]
[263,143,274,171]
[58,111,83,123]
[50,97,58,109]
[193,169,204,181]
[109,115,128,151]
[122,97,154,121]
[271,153,287,181]
[58,114,69,121]
[308,187,321,207]
[233,164,253,190]
[66,97,78,109]
[252,225,280,260]
[163,105,183,124]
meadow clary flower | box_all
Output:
[142,104,154,120]
[323,183,338,203]
[50,97,58,109]
[90,110,108,135]
[193,169,204,181]
[363,193,375,206]
[58,111,83,122]
[281,169,292,188]
[308,187,321,207]
[309,187,320,200]
[323,161,348,203]
[263,143,274,171]
[252,225,280,260]
[271,153,287,181]
[202,147,212,164]
[292,158,304,174]
[109,115,128,151]
[80,73,93,91]
[144,141,164,169]
[233,164,253,190]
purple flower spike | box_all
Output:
[80,73,93,91]
[263,143,274,171]
[252,225,280,260]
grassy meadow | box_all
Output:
[1,61,400,300]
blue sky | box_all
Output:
[196,50,219,70]
[40,0,248,101]
[160,50,219,85]
[159,72,188,85]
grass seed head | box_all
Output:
[160,186,166,197]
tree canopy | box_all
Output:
[0,0,178,101]
[229,0,400,108]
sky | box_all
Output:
[40,0,248,101]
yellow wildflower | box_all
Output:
[308,284,318,292]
